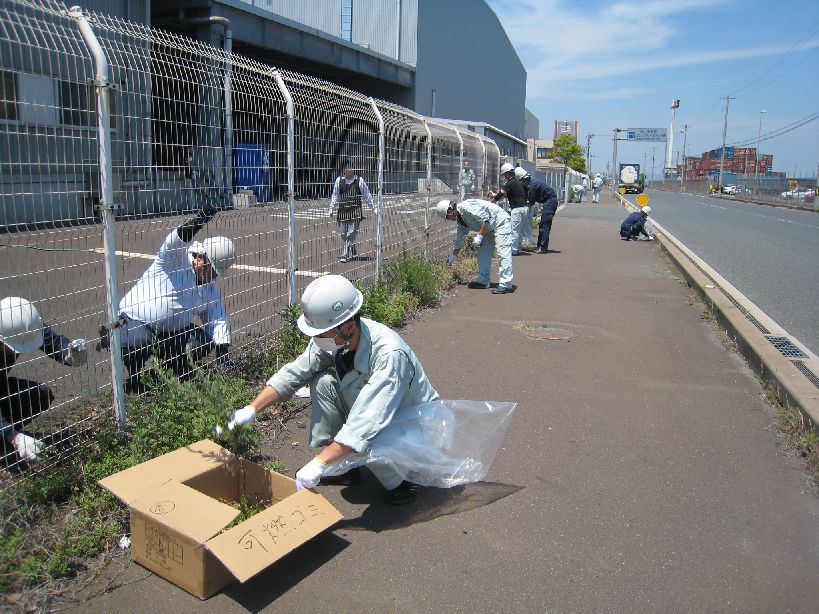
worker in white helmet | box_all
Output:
[114,202,236,391]
[592,173,603,203]
[490,164,529,255]
[327,159,375,263]
[620,206,654,240]
[437,199,515,294]
[219,274,439,505]
[514,167,535,246]
[459,159,476,198]
[1,297,87,463]
[581,175,588,201]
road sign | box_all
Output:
[636,193,650,206]
[625,128,667,142]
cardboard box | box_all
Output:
[99,439,343,599]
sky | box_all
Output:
[486,0,819,180]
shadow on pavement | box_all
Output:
[336,481,523,532]
[224,532,350,610]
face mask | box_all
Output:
[314,335,345,355]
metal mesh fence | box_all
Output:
[0,0,507,476]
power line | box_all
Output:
[728,112,819,147]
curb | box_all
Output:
[616,194,819,429]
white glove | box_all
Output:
[65,339,88,367]
[446,254,456,265]
[473,234,484,247]
[327,207,334,217]
[295,457,327,491]
[215,404,257,436]
[12,432,43,462]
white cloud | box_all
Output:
[488,0,819,102]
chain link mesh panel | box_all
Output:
[0,0,507,478]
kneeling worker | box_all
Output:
[437,199,515,294]
[620,206,654,240]
[219,275,439,505]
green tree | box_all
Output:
[552,135,587,173]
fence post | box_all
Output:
[422,119,432,253]
[478,137,487,196]
[455,129,464,202]
[368,98,385,279]
[69,7,126,427]
[563,165,571,205]
[273,71,297,304]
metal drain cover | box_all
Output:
[514,323,575,341]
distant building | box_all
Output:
[682,147,773,180]
[526,138,555,171]
[554,120,578,140]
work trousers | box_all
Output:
[475,223,514,290]
[338,219,361,259]
[309,369,403,490]
[509,206,528,254]
[537,213,555,252]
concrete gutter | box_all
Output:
[616,194,819,429]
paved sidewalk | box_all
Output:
[82,192,819,613]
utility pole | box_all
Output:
[717,96,734,191]
[755,109,766,194]
[651,146,655,183]
[612,128,623,191]
[585,132,595,174]
[665,98,680,176]
[680,123,688,192]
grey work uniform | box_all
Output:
[267,317,439,489]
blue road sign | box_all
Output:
[625,128,667,142]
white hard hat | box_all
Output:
[500,162,514,174]
[514,167,530,180]
[642,206,651,215]
[297,275,364,336]
[435,199,453,219]
[0,297,44,354]
[595,173,601,177]
[202,236,236,276]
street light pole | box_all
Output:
[665,98,680,176]
[717,95,734,192]
[680,123,688,192]
[755,109,766,194]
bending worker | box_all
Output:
[1,297,87,463]
[490,163,529,255]
[518,172,559,254]
[438,198,514,294]
[218,274,438,505]
[620,206,654,240]
[116,203,236,391]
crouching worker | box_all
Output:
[218,274,439,505]
[438,199,515,294]
[115,203,236,391]
[619,206,654,241]
[1,297,87,464]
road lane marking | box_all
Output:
[87,248,326,277]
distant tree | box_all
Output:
[552,135,587,173]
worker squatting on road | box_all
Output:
[490,162,529,255]
[327,159,375,263]
[519,172,559,254]
[620,206,654,241]
[1,297,88,463]
[114,203,236,392]
[217,275,439,505]
[438,198,515,294]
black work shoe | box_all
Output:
[320,467,362,486]
[467,281,489,289]
[491,286,513,294]
[383,481,420,505]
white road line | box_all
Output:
[87,248,326,277]
[661,194,819,230]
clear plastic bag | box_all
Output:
[323,400,518,488]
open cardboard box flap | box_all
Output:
[205,489,343,583]
[99,439,232,505]
[130,480,240,543]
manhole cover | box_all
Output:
[514,323,575,342]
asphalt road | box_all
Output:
[75,195,819,613]
[644,189,819,355]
